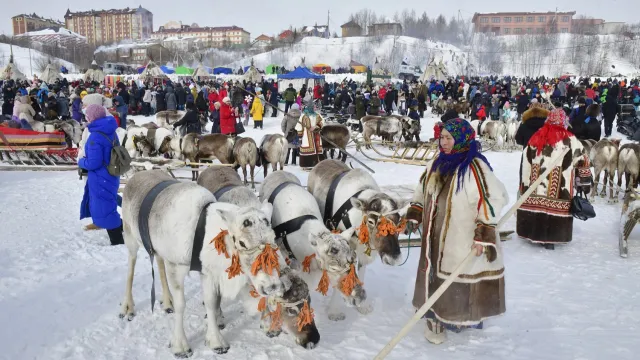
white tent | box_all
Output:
[140,60,167,82]
[192,64,211,80]
[420,58,448,83]
[40,63,60,84]
[84,60,105,83]
[243,65,262,83]
[1,54,26,81]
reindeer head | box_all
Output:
[350,194,403,266]
[132,135,153,157]
[268,268,320,349]
[308,228,366,307]
[158,135,173,155]
[217,203,286,297]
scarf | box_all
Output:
[528,109,573,155]
[431,118,492,192]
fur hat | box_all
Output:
[291,104,300,110]
[85,104,106,122]
[223,97,231,104]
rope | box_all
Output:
[398,228,421,266]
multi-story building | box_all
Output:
[94,41,168,64]
[152,23,250,48]
[341,20,363,37]
[368,23,403,36]
[472,11,576,35]
[12,13,64,35]
[64,6,153,45]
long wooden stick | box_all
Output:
[374,146,571,360]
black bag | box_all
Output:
[234,119,245,135]
[570,189,596,221]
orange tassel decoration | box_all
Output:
[296,300,315,332]
[316,269,330,296]
[268,303,283,332]
[249,286,260,298]
[331,229,342,234]
[251,244,281,276]
[376,217,397,237]
[226,253,244,279]
[257,297,267,312]
[339,264,363,296]
[210,229,230,258]
[301,254,316,273]
[358,216,370,245]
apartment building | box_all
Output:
[12,13,64,35]
[64,6,153,44]
[152,24,250,48]
[472,11,576,35]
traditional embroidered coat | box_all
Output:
[295,113,324,167]
[406,158,509,326]
[517,135,589,244]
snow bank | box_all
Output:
[0,43,77,78]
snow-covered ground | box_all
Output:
[2,112,640,360]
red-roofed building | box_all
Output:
[278,30,293,40]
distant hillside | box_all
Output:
[0,43,77,78]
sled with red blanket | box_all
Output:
[0,127,78,170]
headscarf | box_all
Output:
[527,109,573,155]
[431,118,492,192]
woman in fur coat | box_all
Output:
[515,103,549,149]
[517,109,592,250]
[281,103,302,165]
[406,118,509,344]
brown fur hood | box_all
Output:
[522,107,549,123]
[586,104,600,117]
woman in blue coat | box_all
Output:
[78,104,124,245]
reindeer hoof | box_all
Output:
[328,312,346,321]
[214,347,230,354]
[218,323,225,330]
[266,330,282,338]
[173,349,193,358]
[119,312,135,321]
[165,308,174,314]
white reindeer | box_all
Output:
[121,171,320,356]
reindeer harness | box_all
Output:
[267,181,318,261]
[138,180,211,311]
[324,170,364,230]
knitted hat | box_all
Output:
[545,108,568,129]
[223,97,231,104]
[85,104,106,122]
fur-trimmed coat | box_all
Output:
[517,135,589,244]
[571,104,601,142]
[515,107,549,148]
[406,158,509,283]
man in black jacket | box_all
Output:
[173,102,201,134]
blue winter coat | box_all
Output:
[72,97,82,121]
[78,115,121,230]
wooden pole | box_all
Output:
[373,146,571,360]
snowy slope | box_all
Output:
[0,43,77,78]
[2,113,640,360]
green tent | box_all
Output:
[175,66,193,75]
[266,64,279,75]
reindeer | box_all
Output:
[617,143,640,196]
[198,167,261,207]
[320,124,350,162]
[259,134,288,178]
[505,119,520,151]
[307,159,404,318]
[233,137,260,189]
[121,170,320,356]
[260,171,367,320]
[591,138,621,203]
[155,110,186,129]
[180,134,235,181]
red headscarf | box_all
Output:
[527,109,573,155]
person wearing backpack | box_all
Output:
[78,104,124,246]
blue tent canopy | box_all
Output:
[160,65,175,74]
[277,66,324,80]
[213,67,233,75]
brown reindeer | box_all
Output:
[321,124,350,162]
[617,143,640,196]
[181,133,235,181]
[591,138,621,203]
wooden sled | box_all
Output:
[355,139,439,166]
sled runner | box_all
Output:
[353,138,440,166]
[0,127,78,170]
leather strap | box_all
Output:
[331,190,364,229]
[213,185,237,200]
[272,214,317,260]
[191,202,214,272]
[267,181,296,204]
[138,180,180,312]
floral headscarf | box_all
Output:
[431,118,492,192]
[527,109,573,155]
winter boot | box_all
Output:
[424,319,446,345]
[286,148,291,164]
[543,243,555,250]
[107,225,125,246]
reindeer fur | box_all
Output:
[260,134,288,177]
[591,138,621,202]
